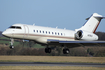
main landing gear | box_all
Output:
[45,46,70,54]
[63,48,70,54]
[45,47,51,53]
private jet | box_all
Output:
[2,13,105,54]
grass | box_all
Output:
[33,44,45,48]
[0,56,105,63]
[0,40,9,44]
[0,37,9,40]
[0,66,105,70]
[22,43,45,48]
[0,40,20,46]
[0,36,20,46]
[0,36,45,48]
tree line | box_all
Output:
[0,45,105,57]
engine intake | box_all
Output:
[75,30,98,41]
[75,30,83,40]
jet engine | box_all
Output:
[75,30,98,41]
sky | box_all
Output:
[0,0,105,32]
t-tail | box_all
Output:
[75,13,105,40]
[77,13,105,33]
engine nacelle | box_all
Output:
[75,30,98,41]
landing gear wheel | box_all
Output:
[45,48,51,53]
[63,48,70,54]
[10,45,14,49]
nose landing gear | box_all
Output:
[10,38,14,49]
[10,45,14,49]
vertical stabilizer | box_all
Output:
[77,13,104,33]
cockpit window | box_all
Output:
[10,26,15,28]
[9,26,21,29]
[16,26,21,29]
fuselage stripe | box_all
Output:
[13,33,74,39]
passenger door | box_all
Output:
[23,25,29,39]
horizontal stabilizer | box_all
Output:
[94,16,105,19]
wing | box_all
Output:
[47,39,105,48]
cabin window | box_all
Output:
[58,33,59,35]
[52,32,53,34]
[37,30,38,33]
[40,30,41,33]
[61,33,63,35]
[33,30,35,32]
[49,32,50,34]
[43,31,44,33]
[46,31,47,34]
[55,32,57,35]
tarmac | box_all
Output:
[0,62,105,67]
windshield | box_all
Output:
[9,26,21,29]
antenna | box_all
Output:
[33,23,35,26]
[64,28,66,30]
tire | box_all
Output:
[10,45,14,49]
[45,48,51,53]
[63,48,70,54]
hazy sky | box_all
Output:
[0,0,105,32]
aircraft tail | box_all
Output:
[76,13,105,33]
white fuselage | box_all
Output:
[2,24,76,44]
[3,13,103,45]
[2,13,105,53]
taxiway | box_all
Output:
[0,62,105,67]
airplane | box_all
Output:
[2,13,105,54]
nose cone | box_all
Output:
[2,31,10,37]
[2,30,12,38]
[2,31,7,36]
